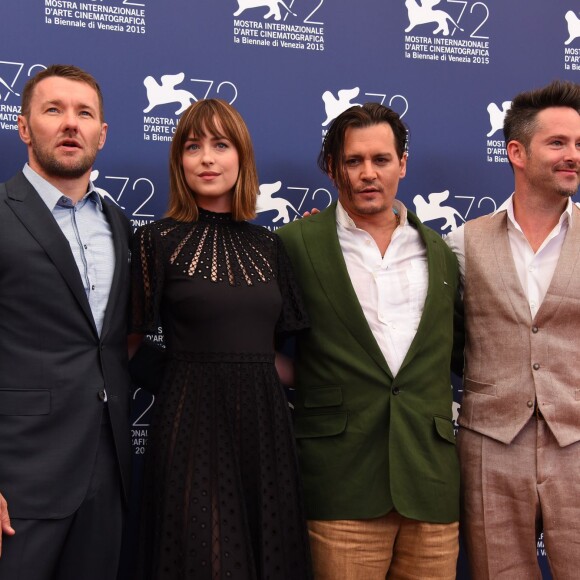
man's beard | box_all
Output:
[351,200,389,215]
[29,130,98,179]
[347,185,389,215]
[535,158,580,199]
[557,185,578,198]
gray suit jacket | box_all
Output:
[0,171,132,519]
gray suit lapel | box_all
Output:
[4,172,98,334]
[100,200,128,339]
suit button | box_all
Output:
[392,387,400,395]
[98,389,107,401]
[533,363,540,370]
[527,400,534,408]
[532,326,538,333]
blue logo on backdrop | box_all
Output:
[321,88,361,126]
[414,189,499,231]
[142,72,238,142]
[452,401,460,432]
[43,0,147,34]
[256,180,333,227]
[485,99,510,164]
[257,182,297,224]
[565,10,580,45]
[233,0,297,21]
[0,61,46,131]
[132,387,154,455]
[232,0,325,51]
[144,73,197,116]
[321,87,409,140]
[486,101,511,138]
[413,190,464,233]
[403,0,491,65]
[564,9,580,72]
[91,168,158,224]
[404,0,463,36]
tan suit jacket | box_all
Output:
[461,205,580,447]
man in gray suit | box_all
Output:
[0,65,132,580]
[446,80,580,579]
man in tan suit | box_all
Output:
[446,80,580,579]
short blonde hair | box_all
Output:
[166,99,258,222]
[21,64,104,121]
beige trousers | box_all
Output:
[459,417,580,580]
[308,511,459,579]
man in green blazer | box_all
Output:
[277,103,462,579]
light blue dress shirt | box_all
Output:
[23,164,116,336]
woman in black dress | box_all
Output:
[130,99,312,579]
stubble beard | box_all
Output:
[556,183,578,198]
[29,129,98,180]
[352,200,389,215]
[347,186,390,216]
[554,162,580,198]
[553,174,579,199]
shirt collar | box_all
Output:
[493,192,574,230]
[336,198,407,230]
[22,163,103,211]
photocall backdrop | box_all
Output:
[2,1,579,577]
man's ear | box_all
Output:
[507,140,526,169]
[399,152,408,179]
[98,122,108,150]
[17,115,31,146]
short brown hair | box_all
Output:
[319,102,408,196]
[166,99,258,222]
[20,64,104,121]
[504,80,580,150]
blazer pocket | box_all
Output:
[294,412,347,439]
[303,385,343,408]
[0,389,51,415]
[464,377,497,397]
[433,415,456,444]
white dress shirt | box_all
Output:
[336,200,428,376]
[445,194,574,318]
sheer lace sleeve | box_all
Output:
[274,234,310,336]
[130,223,165,334]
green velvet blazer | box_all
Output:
[277,203,462,523]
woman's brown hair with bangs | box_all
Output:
[166,99,259,222]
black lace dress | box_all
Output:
[131,209,312,580]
